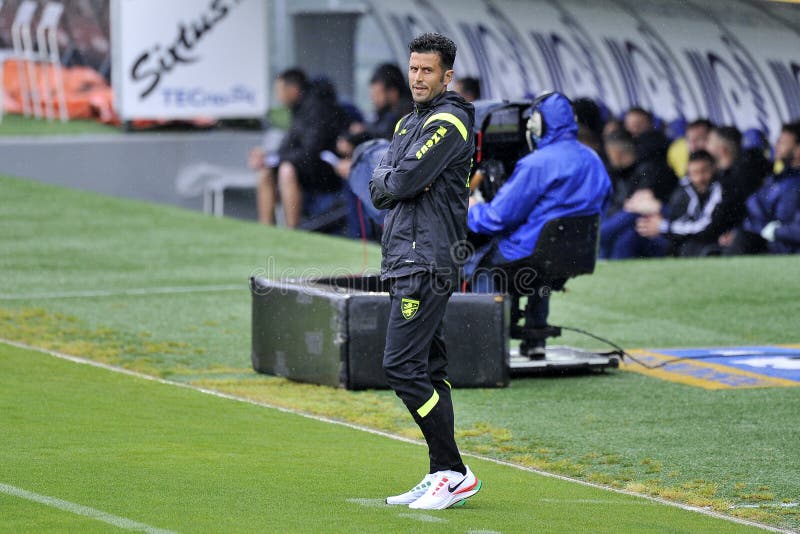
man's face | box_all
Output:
[687,159,715,194]
[370,82,388,110]
[686,125,710,153]
[624,112,652,137]
[706,131,722,161]
[275,79,300,107]
[775,131,799,164]
[408,52,452,104]
[606,143,636,170]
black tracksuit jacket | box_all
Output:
[369,91,475,282]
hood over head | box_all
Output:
[535,93,578,148]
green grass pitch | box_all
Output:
[1,174,799,531]
[0,342,765,533]
[0,114,119,137]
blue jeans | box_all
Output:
[600,211,667,259]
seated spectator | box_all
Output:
[635,150,727,256]
[624,106,654,138]
[573,98,606,159]
[667,118,713,178]
[707,125,771,232]
[730,122,800,254]
[465,93,611,357]
[363,63,413,140]
[329,131,381,239]
[600,130,677,258]
[252,68,349,228]
[603,118,623,138]
[454,77,481,102]
[635,129,677,202]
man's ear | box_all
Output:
[444,69,454,86]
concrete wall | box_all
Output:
[0,131,263,219]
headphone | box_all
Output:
[525,90,574,151]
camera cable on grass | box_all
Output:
[556,325,732,370]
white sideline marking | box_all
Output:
[397,512,448,523]
[0,338,791,534]
[539,497,654,506]
[0,284,244,301]
[0,482,175,533]
[346,498,390,508]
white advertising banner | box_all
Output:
[370,0,800,141]
[111,0,268,120]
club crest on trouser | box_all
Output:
[401,297,420,320]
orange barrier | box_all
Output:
[2,60,221,129]
[2,59,118,124]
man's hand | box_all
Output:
[718,230,736,247]
[248,147,266,170]
[624,189,661,215]
[334,158,352,179]
[636,214,663,238]
[760,221,782,242]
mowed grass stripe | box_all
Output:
[0,482,175,533]
[0,342,768,533]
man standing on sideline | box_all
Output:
[369,33,480,510]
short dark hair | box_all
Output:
[626,106,653,123]
[604,129,636,154]
[277,68,308,90]
[712,126,742,154]
[781,121,800,143]
[370,63,406,92]
[687,118,713,132]
[409,32,457,70]
[688,149,715,165]
[457,77,481,99]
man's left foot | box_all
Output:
[408,465,481,510]
[521,340,546,360]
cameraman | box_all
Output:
[466,92,611,358]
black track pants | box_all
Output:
[383,272,464,473]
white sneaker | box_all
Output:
[386,473,435,505]
[408,465,481,510]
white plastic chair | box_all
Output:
[11,0,39,118]
[0,0,4,123]
[36,2,67,122]
[176,162,258,217]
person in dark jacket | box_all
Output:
[466,92,611,357]
[737,122,800,254]
[254,69,349,228]
[369,32,481,511]
[599,130,677,258]
[707,125,771,232]
[635,150,727,256]
[366,63,414,140]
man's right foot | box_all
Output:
[386,474,435,505]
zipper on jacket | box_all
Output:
[411,204,417,250]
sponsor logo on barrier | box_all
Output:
[129,0,242,100]
[113,0,266,120]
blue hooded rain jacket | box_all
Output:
[468,93,611,262]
